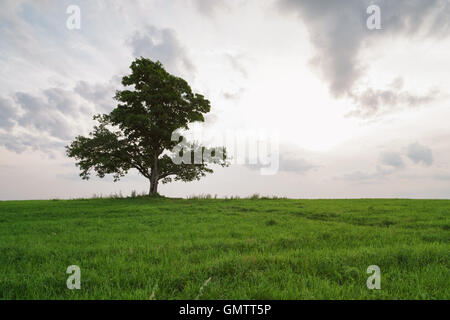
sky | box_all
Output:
[1,0,450,200]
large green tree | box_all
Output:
[66,58,228,195]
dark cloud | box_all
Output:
[222,88,245,101]
[0,78,121,153]
[279,155,316,173]
[339,142,435,183]
[0,97,18,130]
[379,151,405,169]
[339,147,409,183]
[0,131,64,154]
[43,87,85,117]
[222,53,248,101]
[225,53,248,78]
[245,144,317,174]
[277,0,449,116]
[128,25,195,76]
[14,90,77,140]
[338,165,396,184]
[74,76,120,113]
[188,0,230,16]
[347,86,438,118]
[406,142,433,166]
[278,0,368,97]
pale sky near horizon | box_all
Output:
[1,0,450,200]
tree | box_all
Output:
[66,57,228,195]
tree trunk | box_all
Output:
[149,179,158,195]
[149,154,159,195]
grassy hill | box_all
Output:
[0,197,448,299]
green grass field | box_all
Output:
[0,197,448,299]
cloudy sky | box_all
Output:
[1,0,450,200]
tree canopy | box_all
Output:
[66,57,228,195]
